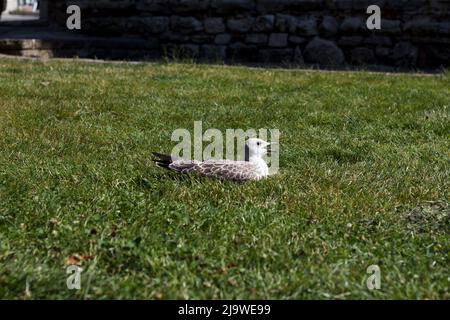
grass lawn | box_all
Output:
[0,58,448,299]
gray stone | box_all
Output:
[340,17,364,33]
[124,18,147,33]
[332,0,353,10]
[352,0,385,10]
[191,34,214,44]
[380,19,401,34]
[136,0,170,12]
[204,18,226,34]
[320,16,339,36]
[295,17,319,36]
[375,46,391,58]
[439,22,450,35]
[425,45,450,66]
[350,47,377,65]
[149,17,170,33]
[390,42,418,67]
[256,0,289,11]
[258,49,293,63]
[275,14,297,33]
[245,33,268,45]
[386,0,428,11]
[404,18,439,35]
[229,42,258,61]
[304,38,345,66]
[125,17,168,34]
[171,16,203,34]
[253,15,275,32]
[215,33,232,45]
[160,31,190,43]
[212,0,255,13]
[338,36,364,47]
[402,36,450,45]
[200,45,227,60]
[170,0,210,12]
[257,0,325,11]
[289,35,307,44]
[269,33,288,47]
[180,44,200,58]
[364,35,392,46]
[293,46,304,64]
[227,17,254,32]
[163,44,199,59]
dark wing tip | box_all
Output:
[152,152,173,170]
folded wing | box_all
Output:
[154,154,261,181]
[194,160,260,181]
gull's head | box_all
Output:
[245,138,270,158]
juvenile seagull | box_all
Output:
[152,138,272,181]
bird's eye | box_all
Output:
[257,142,261,146]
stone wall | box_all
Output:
[47,0,450,69]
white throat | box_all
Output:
[248,155,269,177]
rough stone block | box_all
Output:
[293,46,304,64]
[364,35,392,46]
[200,44,227,60]
[304,37,345,66]
[171,16,203,34]
[295,17,319,36]
[340,17,364,33]
[275,14,297,33]
[160,31,190,43]
[268,33,288,47]
[215,33,232,45]
[257,0,325,12]
[245,33,268,45]
[390,42,418,67]
[375,46,391,58]
[438,22,450,35]
[137,0,170,13]
[332,0,353,10]
[229,42,258,61]
[380,19,401,35]
[191,34,214,44]
[352,0,385,10]
[253,15,275,32]
[423,45,450,67]
[150,16,170,33]
[320,16,339,36]
[205,18,226,34]
[212,0,255,13]
[258,48,293,63]
[350,47,377,65]
[227,17,254,32]
[180,44,200,58]
[169,0,210,12]
[338,36,364,47]
[289,35,307,44]
[404,19,439,35]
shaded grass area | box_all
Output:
[0,59,448,299]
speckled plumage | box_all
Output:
[153,138,272,182]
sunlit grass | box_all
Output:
[0,59,448,299]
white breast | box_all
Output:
[250,157,269,179]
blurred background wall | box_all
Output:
[35,0,450,69]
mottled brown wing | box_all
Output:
[195,160,259,181]
[169,159,201,173]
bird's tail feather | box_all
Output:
[152,152,173,170]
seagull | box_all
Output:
[152,138,273,181]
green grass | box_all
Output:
[0,59,448,299]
